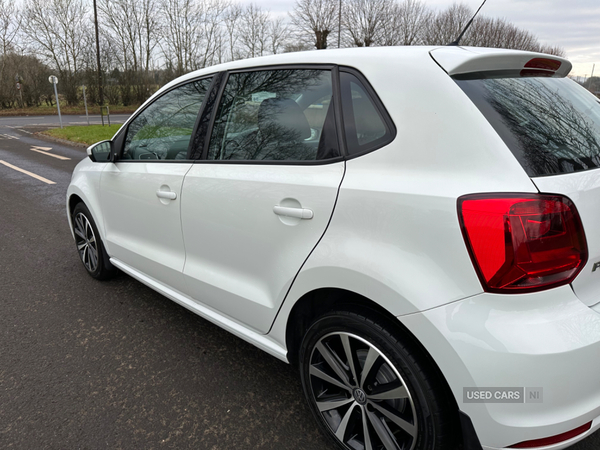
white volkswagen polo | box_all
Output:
[67,46,600,450]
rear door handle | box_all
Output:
[156,190,177,200]
[273,205,313,220]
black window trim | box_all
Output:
[189,71,226,160]
[110,73,217,163]
[196,63,346,166]
[108,63,395,165]
[338,66,397,160]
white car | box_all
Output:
[67,46,600,450]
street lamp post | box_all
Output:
[93,0,104,107]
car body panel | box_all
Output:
[100,162,192,290]
[180,161,345,333]
[401,285,600,449]
[533,172,600,308]
[272,52,540,315]
[67,158,108,240]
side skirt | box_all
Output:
[110,258,289,363]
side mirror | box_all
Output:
[87,140,112,162]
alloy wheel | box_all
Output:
[308,332,418,450]
[73,212,99,273]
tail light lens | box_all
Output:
[458,194,587,293]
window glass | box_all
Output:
[340,72,388,155]
[456,76,600,176]
[207,69,338,161]
[122,77,212,161]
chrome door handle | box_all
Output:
[156,190,177,200]
[273,205,313,220]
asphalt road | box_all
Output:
[0,116,598,450]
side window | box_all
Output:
[340,71,392,156]
[122,77,212,161]
[207,69,339,162]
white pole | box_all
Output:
[53,80,63,129]
[82,85,90,125]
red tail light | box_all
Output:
[458,194,587,293]
[524,57,562,71]
[509,421,592,448]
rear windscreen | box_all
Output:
[456,76,600,177]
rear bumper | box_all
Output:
[400,285,600,449]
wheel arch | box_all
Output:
[68,193,84,215]
[286,287,465,447]
[285,287,459,409]
[66,185,107,246]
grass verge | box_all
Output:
[42,124,122,146]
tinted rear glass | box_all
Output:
[456,77,600,177]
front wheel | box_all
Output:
[299,310,457,450]
[72,202,116,280]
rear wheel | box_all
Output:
[72,203,116,280]
[299,310,457,450]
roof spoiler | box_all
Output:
[430,47,572,78]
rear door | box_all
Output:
[179,67,344,333]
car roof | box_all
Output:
[163,46,439,89]
[153,46,572,100]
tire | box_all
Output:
[71,202,117,280]
[299,310,458,450]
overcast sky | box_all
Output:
[243,0,599,78]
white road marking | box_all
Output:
[0,160,56,184]
[18,129,32,134]
[0,134,19,140]
[31,145,52,151]
[30,148,70,160]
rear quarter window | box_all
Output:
[456,77,600,177]
[339,70,395,156]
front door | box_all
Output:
[101,77,213,290]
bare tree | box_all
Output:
[0,0,20,55]
[422,3,472,46]
[420,2,565,56]
[343,0,395,47]
[159,0,204,76]
[0,0,571,111]
[289,0,339,50]
[537,44,565,58]
[269,16,288,55]
[99,0,159,73]
[380,0,431,46]
[159,0,228,76]
[465,16,540,50]
[0,0,21,106]
[98,0,160,102]
[224,2,243,61]
[198,0,229,67]
[22,0,89,105]
[238,3,270,58]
